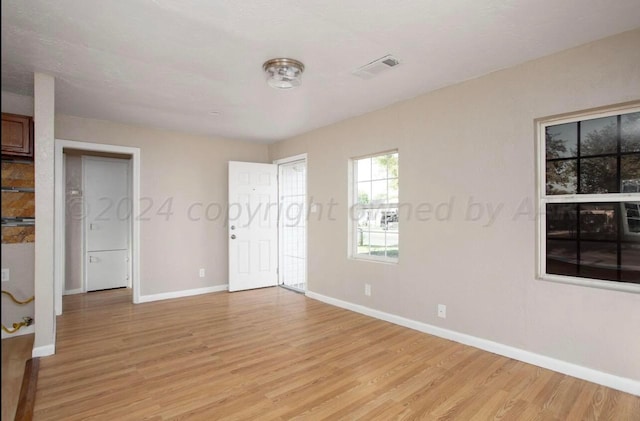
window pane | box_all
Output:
[579,241,618,281]
[387,153,399,179]
[580,157,617,193]
[357,228,371,256]
[580,116,617,156]
[546,239,578,277]
[388,178,399,203]
[366,209,380,230]
[358,182,371,205]
[624,202,640,234]
[546,202,640,282]
[380,207,398,232]
[371,156,387,180]
[356,208,371,256]
[356,208,372,230]
[357,158,371,182]
[546,204,577,239]
[368,228,387,256]
[371,180,387,203]
[546,123,577,159]
[579,203,617,241]
[621,243,640,283]
[622,179,640,193]
[621,154,640,193]
[546,160,577,194]
[621,112,640,153]
[385,232,399,259]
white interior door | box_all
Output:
[84,156,130,291]
[228,161,278,292]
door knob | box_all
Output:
[230,234,236,240]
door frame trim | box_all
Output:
[273,153,307,166]
[54,139,141,315]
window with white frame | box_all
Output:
[352,151,399,262]
[538,104,640,291]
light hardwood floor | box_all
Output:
[2,333,35,420]
[34,287,638,420]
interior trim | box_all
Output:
[54,139,142,318]
[138,284,228,303]
[31,344,55,358]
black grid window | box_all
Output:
[543,111,640,285]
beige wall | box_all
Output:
[1,92,35,337]
[1,91,34,116]
[55,115,270,296]
[269,29,640,380]
[1,244,35,335]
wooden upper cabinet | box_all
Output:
[1,113,34,159]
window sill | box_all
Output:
[539,273,640,294]
[350,255,398,265]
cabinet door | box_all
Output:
[1,113,33,158]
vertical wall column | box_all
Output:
[33,73,55,357]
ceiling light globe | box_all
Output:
[263,58,304,90]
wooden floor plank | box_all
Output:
[14,357,39,421]
[32,287,639,420]
[1,333,35,420]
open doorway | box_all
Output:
[64,152,132,295]
[276,155,307,293]
[54,140,141,316]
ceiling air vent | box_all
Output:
[352,55,401,80]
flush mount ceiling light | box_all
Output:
[263,58,305,89]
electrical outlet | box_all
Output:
[199,268,205,278]
[437,304,446,319]
[364,284,371,296]
[1,268,9,282]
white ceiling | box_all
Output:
[2,1,639,143]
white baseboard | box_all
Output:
[305,290,640,397]
[138,284,228,303]
[32,343,55,358]
[64,288,84,295]
[1,324,35,340]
